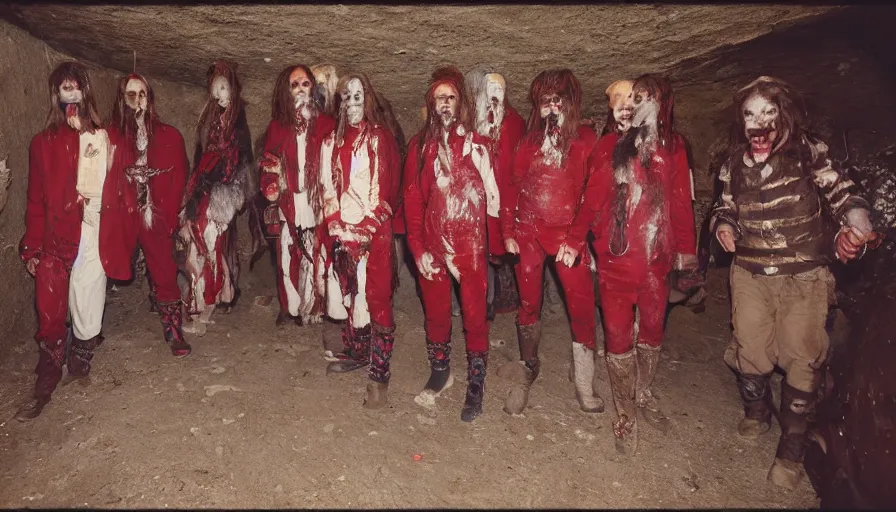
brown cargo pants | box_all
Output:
[724,264,835,393]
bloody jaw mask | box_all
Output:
[540,92,565,137]
[606,80,634,132]
[741,92,779,163]
[482,73,506,133]
[59,78,84,130]
[290,67,314,120]
[434,83,459,128]
[631,86,659,130]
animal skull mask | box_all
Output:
[742,92,779,163]
[434,83,459,128]
[485,73,506,128]
[211,75,231,108]
[125,77,148,112]
[342,78,365,127]
[58,79,83,104]
[606,80,634,132]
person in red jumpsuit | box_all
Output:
[318,72,400,409]
[496,69,604,415]
[108,73,191,358]
[16,62,136,420]
[465,66,527,319]
[565,74,698,455]
[259,64,336,326]
[404,66,500,422]
[178,61,254,335]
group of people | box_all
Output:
[17,59,882,491]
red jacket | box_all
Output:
[108,121,189,238]
[322,123,398,230]
[502,125,597,249]
[259,114,336,228]
[20,125,136,280]
[402,127,497,262]
[486,106,527,256]
[567,131,696,274]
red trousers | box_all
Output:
[364,226,395,329]
[419,250,489,352]
[516,234,596,349]
[139,225,180,303]
[34,254,74,345]
[599,264,670,354]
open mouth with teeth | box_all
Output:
[748,128,775,156]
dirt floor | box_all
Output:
[0,258,820,509]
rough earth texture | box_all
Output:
[0,261,820,509]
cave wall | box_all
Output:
[672,6,896,192]
[0,20,207,348]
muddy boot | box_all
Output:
[572,342,605,413]
[326,325,371,374]
[66,333,104,378]
[364,324,395,409]
[734,371,772,438]
[415,339,453,408]
[635,343,671,433]
[607,349,638,456]
[158,301,192,357]
[16,339,65,422]
[275,311,292,327]
[768,381,814,490]
[492,261,520,315]
[461,350,488,422]
[497,321,541,415]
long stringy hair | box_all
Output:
[110,73,160,140]
[524,68,582,155]
[196,60,244,146]
[414,65,475,174]
[45,61,103,133]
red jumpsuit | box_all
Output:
[487,106,527,258]
[21,124,136,399]
[404,127,499,354]
[259,114,336,321]
[321,123,399,381]
[108,122,189,308]
[502,126,598,347]
[567,131,696,354]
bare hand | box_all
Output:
[504,238,520,255]
[416,252,441,280]
[716,224,736,253]
[555,243,579,268]
[26,257,39,277]
[835,226,879,263]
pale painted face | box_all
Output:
[125,78,148,112]
[539,93,565,128]
[742,93,779,162]
[289,68,313,108]
[607,81,634,132]
[211,75,231,108]
[434,83,459,127]
[342,78,365,127]
[631,87,658,128]
[58,79,83,104]
[486,73,505,110]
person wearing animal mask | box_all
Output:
[177,61,254,334]
[310,64,340,117]
[318,73,401,409]
[403,66,500,422]
[465,66,527,320]
[259,64,336,326]
[497,69,603,416]
[710,76,881,489]
[16,62,136,420]
[107,73,191,358]
[566,74,697,455]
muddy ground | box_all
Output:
[0,260,819,509]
